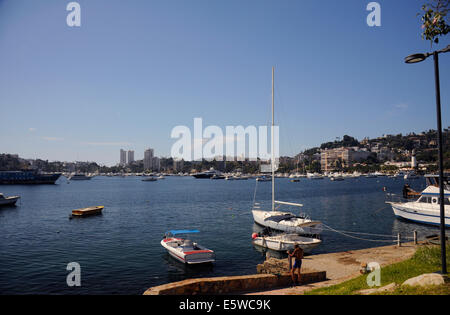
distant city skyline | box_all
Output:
[1,0,449,166]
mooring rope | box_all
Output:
[320,224,397,243]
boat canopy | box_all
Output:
[168,229,200,235]
[421,185,450,196]
[264,214,298,223]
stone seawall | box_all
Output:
[143,271,326,295]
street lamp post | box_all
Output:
[405,44,449,275]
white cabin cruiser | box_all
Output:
[386,174,449,227]
[252,233,321,253]
[0,193,20,206]
[161,230,215,264]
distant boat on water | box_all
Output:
[69,173,93,180]
[307,173,324,180]
[192,168,222,179]
[256,176,272,182]
[404,171,420,180]
[0,193,20,206]
[0,170,61,185]
[71,206,104,217]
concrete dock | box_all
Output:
[144,242,420,295]
[248,242,419,295]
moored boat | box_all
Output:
[0,170,61,185]
[69,173,92,180]
[161,230,215,264]
[256,176,272,182]
[307,173,324,180]
[252,233,322,253]
[71,206,104,217]
[0,193,20,206]
[251,68,322,236]
[252,208,323,235]
[386,174,449,227]
[192,168,222,179]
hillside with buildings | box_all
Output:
[1,128,448,174]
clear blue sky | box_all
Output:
[0,0,449,165]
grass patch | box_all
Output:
[306,243,450,295]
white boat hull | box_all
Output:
[389,202,450,227]
[161,239,215,264]
[252,210,322,235]
[0,196,20,206]
[252,234,321,253]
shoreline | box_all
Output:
[144,241,421,295]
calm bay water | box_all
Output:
[0,175,440,294]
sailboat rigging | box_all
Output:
[251,67,323,235]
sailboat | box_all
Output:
[251,68,322,235]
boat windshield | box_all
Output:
[425,174,450,190]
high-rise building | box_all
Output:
[127,150,135,165]
[144,148,154,170]
[120,149,127,166]
[152,157,160,171]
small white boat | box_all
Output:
[0,193,20,206]
[307,173,324,180]
[330,175,344,181]
[161,230,215,264]
[157,175,165,180]
[142,176,157,182]
[404,171,419,180]
[252,233,322,253]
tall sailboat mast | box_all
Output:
[272,67,275,211]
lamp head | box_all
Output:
[404,53,428,64]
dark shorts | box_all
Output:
[293,259,302,269]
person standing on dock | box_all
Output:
[288,244,304,285]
